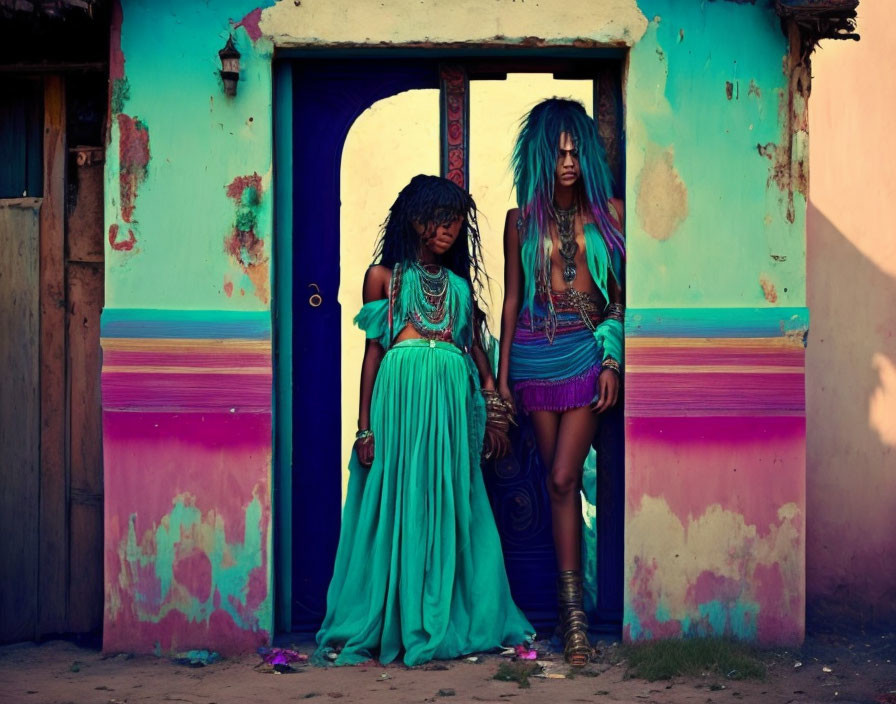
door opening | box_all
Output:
[276,55,625,636]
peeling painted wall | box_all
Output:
[103,0,278,654]
[625,309,807,643]
[622,1,807,645]
[106,0,810,653]
[626,4,803,308]
[105,0,274,308]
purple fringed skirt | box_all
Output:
[509,307,602,413]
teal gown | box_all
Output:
[315,264,534,666]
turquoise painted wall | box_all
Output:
[105,0,275,310]
[107,0,805,313]
[627,2,804,308]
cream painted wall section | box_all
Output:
[339,75,594,486]
[340,89,440,481]
[261,0,647,47]
[806,1,896,624]
[469,75,594,328]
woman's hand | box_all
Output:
[498,381,517,416]
[354,434,375,467]
[483,427,511,460]
[591,369,619,414]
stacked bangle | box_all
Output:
[355,429,373,441]
[482,390,516,434]
[604,302,625,323]
[602,357,621,376]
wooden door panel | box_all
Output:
[0,199,41,642]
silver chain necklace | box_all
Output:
[555,205,578,284]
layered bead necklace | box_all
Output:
[406,261,454,340]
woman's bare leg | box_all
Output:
[548,406,599,570]
[530,406,598,570]
[530,410,560,469]
[531,405,599,665]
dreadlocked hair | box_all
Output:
[373,174,491,334]
[511,98,625,316]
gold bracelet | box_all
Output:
[602,357,622,375]
[605,303,625,323]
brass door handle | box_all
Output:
[308,283,323,307]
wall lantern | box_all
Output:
[219,35,241,97]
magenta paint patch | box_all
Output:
[628,557,683,639]
[103,410,272,655]
[117,114,150,223]
[104,411,270,546]
[688,571,744,606]
[103,604,267,657]
[133,561,163,612]
[108,224,137,251]
[235,8,264,42]
[754,562,802,643]
[224,172,269,303]
[226,173,262,202]
[228,565,267,626]
[173,549,213,603]
[626,415,805,537]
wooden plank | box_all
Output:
[39,74,69,635]
[0,198,42,643]
[67,156,104,263]
[66,261,104,633]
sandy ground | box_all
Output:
[1,633,894,704]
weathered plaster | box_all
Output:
[635,144,688,241]
[224,172,270,303]
[626,495,803,643]
[104,0,275,310]
[626,4,805,308]
[259,0,649,48]
[625,308,808,644]
[102,310,273,654]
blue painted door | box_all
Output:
[290,60,441,632]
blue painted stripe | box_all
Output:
[626,307,810,338]
[101,309,272,339]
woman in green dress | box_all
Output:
[315,175,533,667]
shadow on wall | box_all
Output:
[806,201,896,632]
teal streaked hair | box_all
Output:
[512,98,624,318]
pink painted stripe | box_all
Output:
[103,349,270,369]
[628,347,804,368]
[626,371,805,415]
[102,371,272,411]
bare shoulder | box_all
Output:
[504,207,522,239]
[362,264,391,303]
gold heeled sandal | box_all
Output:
[557,569,592,667]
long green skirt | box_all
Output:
[315,339,534,666]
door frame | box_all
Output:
[272,48,626,633]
